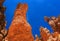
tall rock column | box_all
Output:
[6,3,34,41]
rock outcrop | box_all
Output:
[35,16,60,41]
[0,0,7,41]
[6,3,34,41]
[2,1,60,41]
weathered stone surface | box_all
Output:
[6,3,34,41]
[35,16,60,41]
[40,27,60,41]
[0,0,5,7]
[0,0,7,41]
[44,16,60,33]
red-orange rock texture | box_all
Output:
[5,2,60,41]
[35,16,60,41]
[6,3,34,41]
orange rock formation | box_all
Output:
[6,3,34,41]
[35,16,60,41]
[44,16,60,33]
[4,2,60,41]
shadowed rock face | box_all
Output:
[0,0,8,41]
[6,3,34,41]
[0,0,5,7]
[0,0,6,31]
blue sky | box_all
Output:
[4,0,60,37]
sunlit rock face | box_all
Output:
[6,3,34,41]
[44,16,60,33]
[3,1,60,41]
[39,27,60,41]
